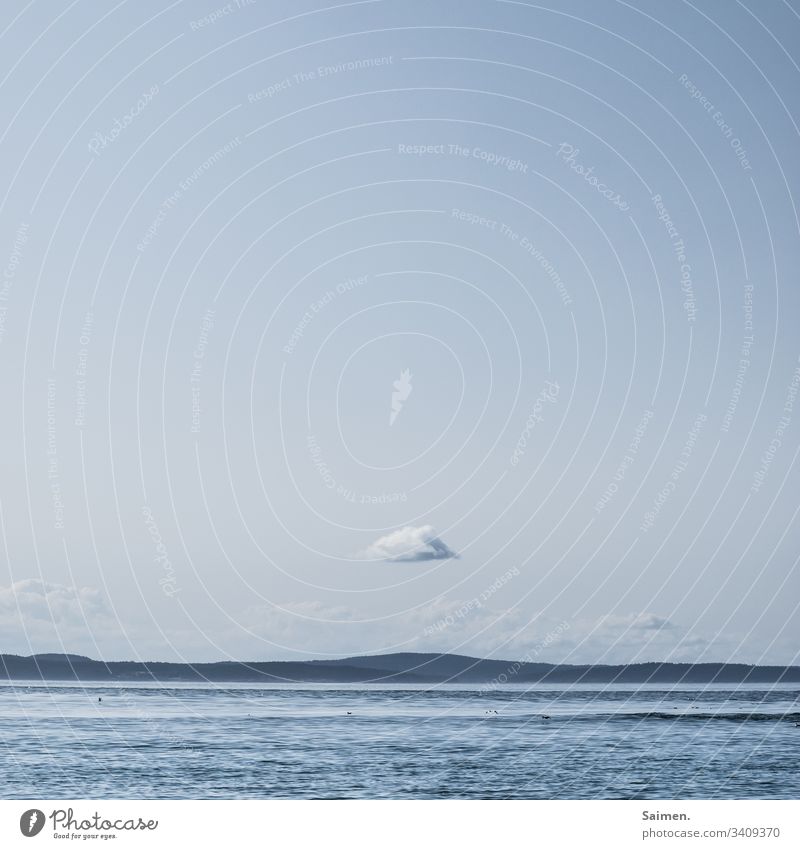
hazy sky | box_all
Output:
[0,0,798,665]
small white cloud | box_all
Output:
[0,578,121,657]
[550,611,707,664]
[0,579,108,625]
[358,525,458,562]
[595,612,677,632]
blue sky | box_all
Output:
[0,0,798,664]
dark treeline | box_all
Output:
[2,652,798,684]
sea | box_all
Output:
[1,682,798,799]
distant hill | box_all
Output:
[1,652,798,684]
[29,653,94,663]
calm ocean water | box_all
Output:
[1,682,798,799]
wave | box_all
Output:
[539,711,800,722]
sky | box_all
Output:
[0,0,798,665]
